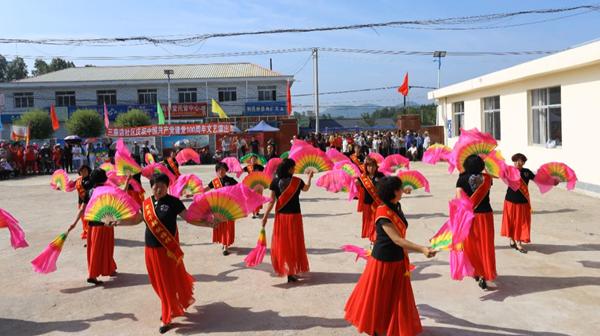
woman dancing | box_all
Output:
[356,157,385,241]
[205,162,238,255]
[74,165,91,240]
[242,154,265,218]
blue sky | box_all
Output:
[1,0,599,109]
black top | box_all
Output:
[250,140,260,154]
[243,164,264,173]
[144,195,186,247]
[371,203,407,262]
[358,172,385,204]
[77,177,92,205]
[207,176,238,189]
[505,168,535,204]
[270,177,305,214]
[456,174,493,213]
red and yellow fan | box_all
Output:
[534,162,577,194]
[50,169,75,192]
[170,174,204,198]
[397,170,430,192]
[115,151,142,176]
[187,184,269,223]
[83,186,140,224]
[243,172,272,192]
[451,128,498,173]
[290,147,333,174]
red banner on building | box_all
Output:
[161,102,207,118]
[106,122,234,137]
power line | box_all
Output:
[0,5,597,46]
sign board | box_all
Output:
[244,101,287,116]
[162,102,207,118]
[446,119,453,139]
[0,114,22,123]
[106,122,234,138]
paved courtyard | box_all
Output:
[0,162,598,335]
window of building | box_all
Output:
[14,92,34,108]
[178,88,197,103]
[483,96,501,140]
[138,89,157,105]
[218,87,237,102]
[258,85,277,101]
[452,101,464,137]
[531,86,561,146]
[55,91,76,107]
[97,90,117,105]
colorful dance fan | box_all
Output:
[326,148,349,163]
[221,157,243,178]
[83,186,140,224]
[379,154,410,174]
[244,228,267,267]
[367,152,384,165]
[0,208,28,249]
[397,170,430,192]
[534,162,577,194]
[482,150,505,178]
[451,128,497,173]
[500,165,521,192]
[243,172,272,191]
[176,148,200,165]
[144,153,155,165]
[106,171,143,192]
[99,162,115,172]
[240,153,267,165]
[316,169,353,193]
[264,158,282,178]
[289,139,312,157]
[115,138,131,157]
[141,163,176,183]
[30,232,69,274]
[341,244,371,262]
[187,186,247,223]
[279,151,289,159]
[170,174,204,198]
[115,151,142,176]
[423,144,452,165]
[290,147,333,174]
[238,183,271,213]
[50,169,75,192]
[334,160,361,177]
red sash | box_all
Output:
[75,177,86,199]
[351,154,364,173]
[143,197,184,263]
[519,178,531,205]
[374,204,411,276]
[212,177,223,189]
[275,177,301,213]
[360,174,382,211]
[470,174,492,209]
[167,158,180,177]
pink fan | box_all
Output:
[423,144,452,165]
[170,174,204,198]
[141,163,176,184]
[264,158,282,178]
[367,152,384,165]
[186,184,269,223]
[379,154,410,174]
[534,162,577,194]
[237,183,272,213]
[289,139,313,157]
[316,169,358,200]
[334,160,361,177]
[221,157,243,178]
[397,170,430,193]
[176,148,200,165]
[50,169,75,192]
[115,138,131,157]
[0,208,28,249]
[115,150,142,176]
[500,165,521,192]
[341,244,370,261]
[326,148,348,163]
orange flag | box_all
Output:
[50,104,60,131]
[286,80,292,115]
[398,73,409,96]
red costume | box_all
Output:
[209,177,236,247]
[85,186,117,278]
[75,177,89,240]
[358,172,384,242]
[501,168,535,243]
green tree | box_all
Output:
[32,59,50,76]
[7,56,28,81]
[114,109,151,127]
[66,109,104,137]
[0,55,7,82]
[14,109,54,139]
[33,57,75,76]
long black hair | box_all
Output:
[377,176,403,205]
[276,158,296,179]
[462,154,485,175]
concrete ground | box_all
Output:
[0,162,598,336]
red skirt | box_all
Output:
[86,225,117,278]
[212,220,235,247]
[345,258,422,336]
[79,214,88,240]
[271,213,309,277]
[361,204,376,241]
[463,212,496,281]
[501,201,531,243]
[145,246,195,325]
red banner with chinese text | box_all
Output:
[106,123,233,137]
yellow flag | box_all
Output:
[211,99,228,119]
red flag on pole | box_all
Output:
[50,104,60,131]
[103,102,110,129]
[286,80,292,115]
[398,73,409,96]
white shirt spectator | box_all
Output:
[423,135,431,149]
[342,138,349,153]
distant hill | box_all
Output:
[323,104,380,118]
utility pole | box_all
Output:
[312,48,320,134]
[433,51,446,89]
[164,69,174,124]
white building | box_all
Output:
[0,63,292,138]
[428,40,600,195]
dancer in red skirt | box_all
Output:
[501,153,537,254]
[242,154,265,219]
[205,162,238,256]
[69,168,116,285]
[345,176,436,336]
[74,165,91,240]
[456,154,496,289]
[356,157,385,242]
[261,158,313,283]
[109,173,218,334]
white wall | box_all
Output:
[435,62,600,193]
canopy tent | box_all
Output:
[246,120,279,132]
[232,125,242,133]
